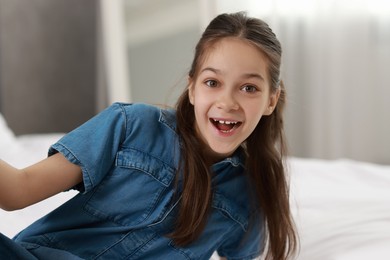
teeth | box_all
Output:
[213,119,237,125]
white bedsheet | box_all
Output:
[289,158,390,260]
[1,114,390,259]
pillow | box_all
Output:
[0,113,16,141]
[0,114,18,156]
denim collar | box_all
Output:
[213,147,246,168]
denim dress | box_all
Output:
[1,103,264,260]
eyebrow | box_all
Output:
[200,67,265,81]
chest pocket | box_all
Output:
[84,148,176,228]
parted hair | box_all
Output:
[172,12,298,260]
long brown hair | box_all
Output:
[172,12,298,259]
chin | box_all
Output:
[209,146,236,158]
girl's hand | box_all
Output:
[0,153,82,211]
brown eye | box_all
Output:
[241,85,258,93]
[205,80,218,88]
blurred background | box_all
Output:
[0,0,389,164]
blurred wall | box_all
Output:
[124,0,200,106]
[0,0,99,135]
[128,28,199,106]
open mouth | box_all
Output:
[210,118,242,133]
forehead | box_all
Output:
[198,37,269,79]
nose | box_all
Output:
[216,90,239,111]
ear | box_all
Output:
[188,77,195,105]
[264,88,281,116]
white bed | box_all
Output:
[1,114,390,260]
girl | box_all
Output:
[0,12,298,260]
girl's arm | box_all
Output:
[0,153,82,211]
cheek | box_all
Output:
[245,102,267,122]
[193,101,207,121]
[192,89,211,108]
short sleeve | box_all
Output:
[217,219,264,260]
[48,103,127,193]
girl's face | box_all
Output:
[188,37,280,161]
